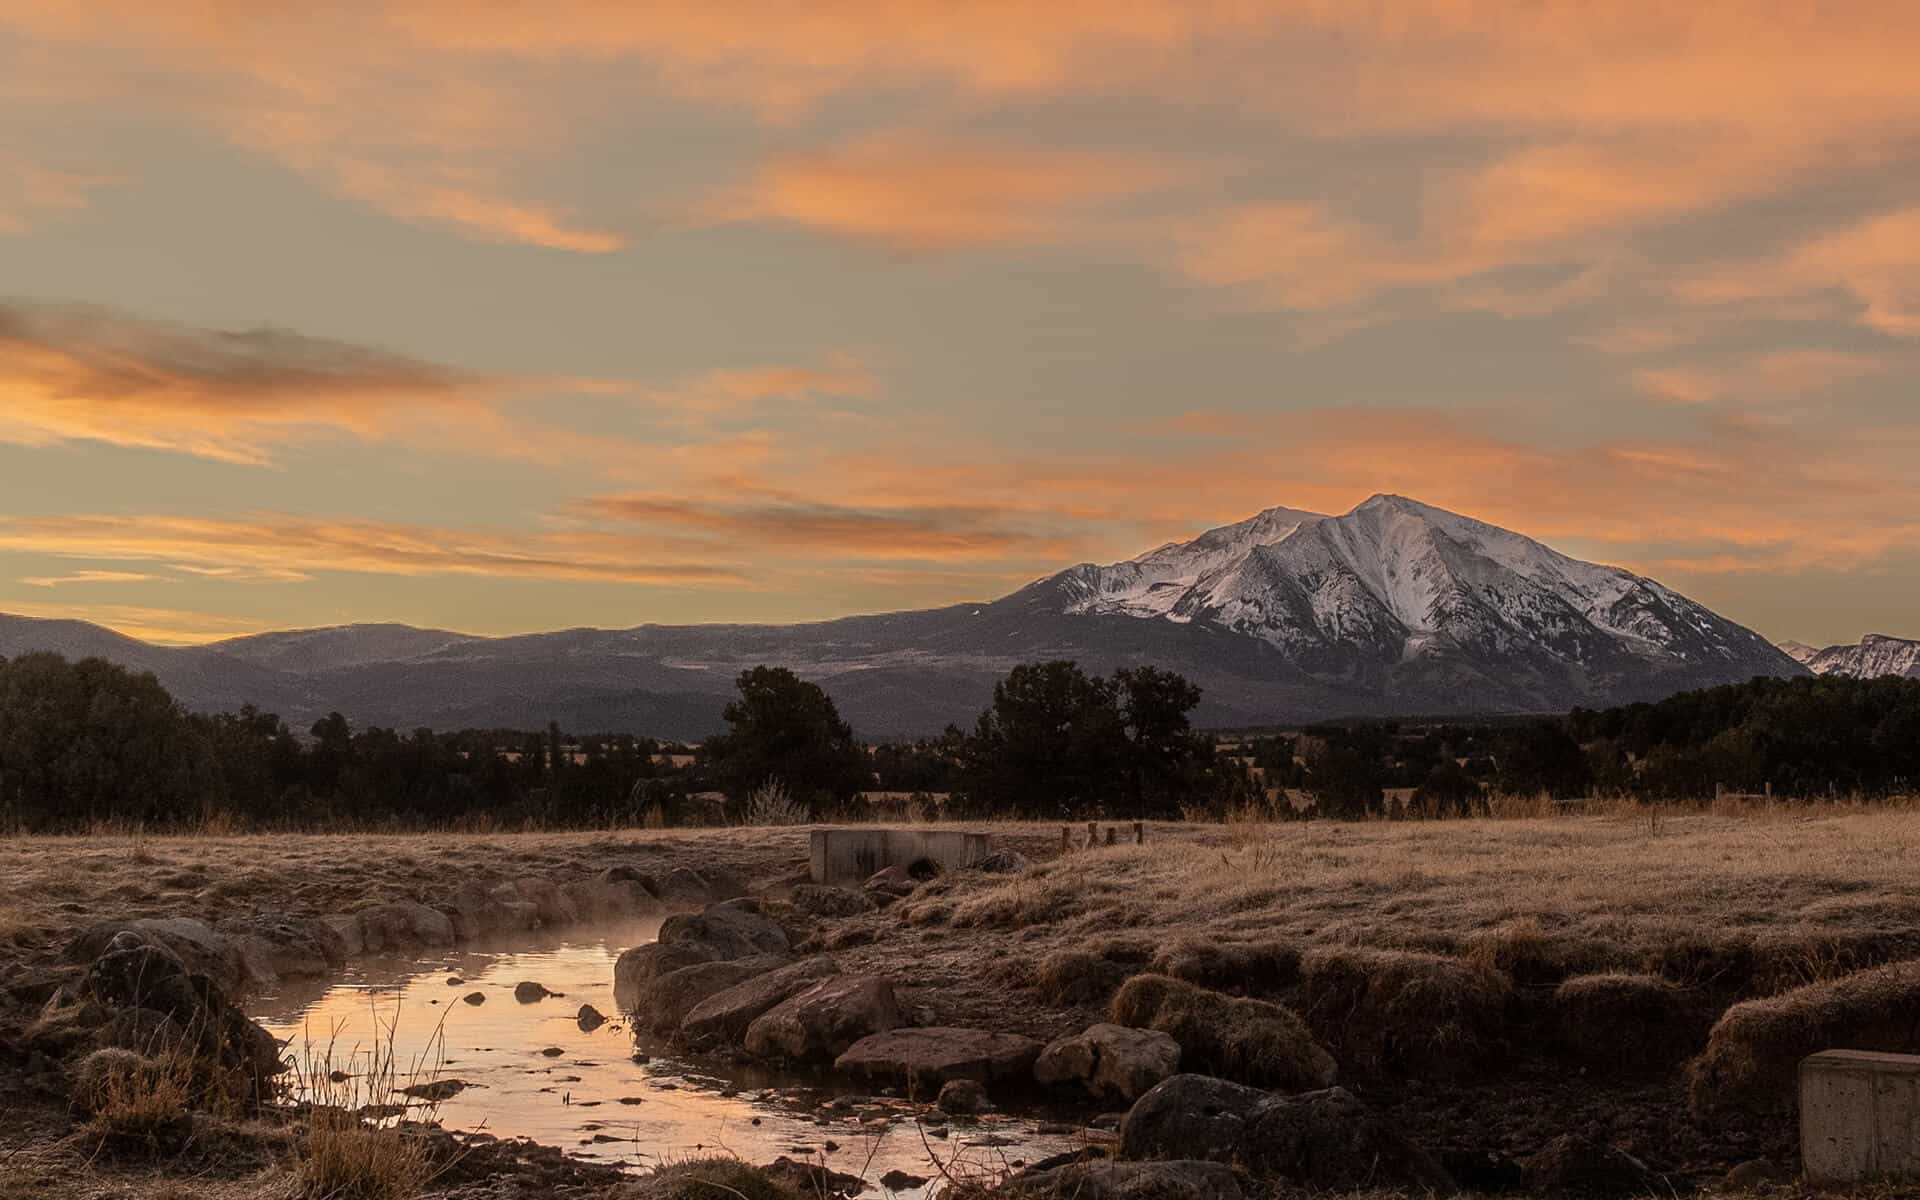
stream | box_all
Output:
[251,918,1087,1195]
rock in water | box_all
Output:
[743,975,904,1062]
[515,981,552,1003]
[936,1079,991,1115]
[835,1027,1042,1085]
[577,1004,607,1032]
[1034,1023,1181,1101]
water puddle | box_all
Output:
[252,919,1088,1195]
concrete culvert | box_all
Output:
[1110,974,1335,1091]
[1689,959,1920,1121]
[1299,947,1513,1079]
[1552,973,1710,1075]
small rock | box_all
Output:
[880,1170,928,1190]
[463,992,486,1006]
[577,1004,607,1032]
[540,1046,565,1057]
[937,1078,992,1115]
[515,981,552,1003]
[447,977,465,986]
[400,1078,470,1102]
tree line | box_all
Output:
[1,649,1915,832]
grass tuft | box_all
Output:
[1111,972,1335,1090]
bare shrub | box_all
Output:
[1481,791,1554,819]
[743,780,809,827]
[1111,973,1335,1090]
[72,1048,195,1155]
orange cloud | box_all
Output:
[18,570,162,587]
[0,513,749,587]
[1683,206,1920,337]
[702,135,1169,249]
[586,492,1073,561]
[0,153,116,233]
[0,301,486,463]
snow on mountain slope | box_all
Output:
[1057,505,1325,619]
[1049,494,1789,673]
[1795,634,1920,679]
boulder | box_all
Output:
[680,956,841,1047]
[834,1027,1042,1086]
[791,885,875,919]
[446,881,542,940]
[67,919,246,991]
[353,902,455,953]
[228,916,348,983]
[84,941,202,1022]
[614,942,721,1013]
[746,975,903,1063]
[499,878,579,927]
[1003,1161,1243,1200]
[658,905,791,961]
[320,914,365,959]
[636,955,792,1034]
[699,866,752,901]
[1241,1087,1456,1193]
[1035,1023,1181,1102]
[658,868,715,904]
[1119,1074,1268,1164]
[95,1008,189,1058]
[936,1078,992,1115]
[1123,1076,1456,1195]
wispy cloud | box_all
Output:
[0,300,485,463]
[586,492,1074,561]
[0,513,750,587]
[701,134,1170,250]
[18,569,162,587]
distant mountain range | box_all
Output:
[1780,634,1920,681]
[0,495,1815,738]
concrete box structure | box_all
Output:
[1802,1050,1920,1182]
[809,828,993,885]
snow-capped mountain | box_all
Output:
[0,495,1805,735]
[1038,494,1790,682]
[1786,634,1920,680]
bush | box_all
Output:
[1690,960,1920,1120]
[71,1048,194,1156]
[1110,973,1335,1091]
[1299,948,1513,1078]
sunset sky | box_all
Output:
[2,4,1916,647]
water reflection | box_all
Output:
[252,920,1085,1194]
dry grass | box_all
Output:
[1111,973,1336,1090]
[1297,947,1514,1077]
[1549,973,1710,1074]
[1690,960,1920,1120]
[71,1047,196,1156]
[286,999,454,1200]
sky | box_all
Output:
[1,3,1916,648]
